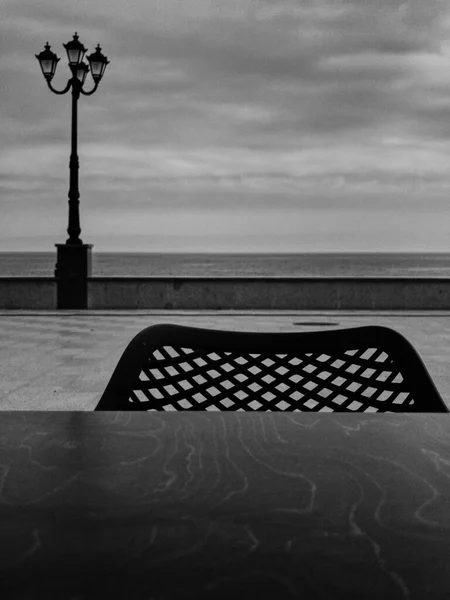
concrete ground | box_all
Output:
[0,310,449,410]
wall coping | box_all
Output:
[1,277,450,283]
[0,277,56,282]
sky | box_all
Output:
[1,0,450,253]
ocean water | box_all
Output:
[1,252,450,277]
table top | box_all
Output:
[1,412,450,600]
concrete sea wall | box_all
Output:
[0,278,57,309]
[0,277,449,310]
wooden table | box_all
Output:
[1,412,449,599]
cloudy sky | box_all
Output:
[1,0,450,252]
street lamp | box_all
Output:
[35,32,109,308]
[35,32,109,245]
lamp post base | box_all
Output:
[55,243,93,309]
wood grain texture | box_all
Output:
[0,412,449,599]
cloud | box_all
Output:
[2,0,450,252]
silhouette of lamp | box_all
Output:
[35,33,109,245]
[35,33,109,308]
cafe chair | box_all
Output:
[95,324,448,413]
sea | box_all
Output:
[1,252,450,277]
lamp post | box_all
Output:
[35,33,109,308]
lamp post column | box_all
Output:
[68,73,82,244]
[55,73,93,309]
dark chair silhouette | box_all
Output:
[95,324,448,412]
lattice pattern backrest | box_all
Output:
[125,344,416,412]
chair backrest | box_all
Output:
[95,324,448,412]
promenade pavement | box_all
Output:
[1,310,449,411]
